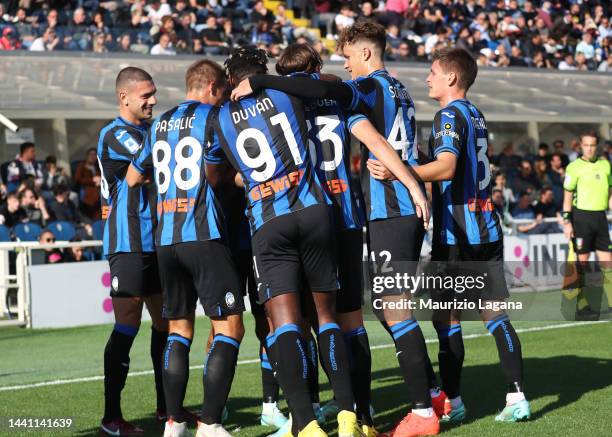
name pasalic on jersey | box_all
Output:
[232,97,274,123]
[155,115,195,133]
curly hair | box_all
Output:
[224,45,269,83]
[337,21,386,54]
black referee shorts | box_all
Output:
[572,209,612,254]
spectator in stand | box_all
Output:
[335,4,356,35]
[41,155,71,196]
[150,32,175,55]
[12,7,37,47]
[491,188,509,224]
[201,15,228,55]
[552,139,569,167]
[533,185,562,233]
[251,19,278,47]
[5,142,44,192]
[511,191,541,234]
[48,184,93,239]
[357,1,378,24]
[65,7,90,51]
[92,31,108,53]
[512,159,541,196]
[147,0,172,27]
[89,9,111,37]
[494,173,515,209]
[38,229,63,264]
[0,191,26,227]
[251,1,275,27]
[534,158,549,186]
[19,187,50,227]
[29,27,60,51]
[495,142,522,177]
[558,52,577,70]
[568,138,581,162]
[0,27,22,50]
[389,40,413,62]
[116,33,134,53]
[64,237,88,262]
[576,31,596,62]
[74,148,101,221]
[547,153,565,208]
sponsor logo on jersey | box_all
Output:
[249,169,305,201]
[467,197,495,212]
[434,130,459,139]
[442,111,455,118]
[157,197,197,215]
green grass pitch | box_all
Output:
[1,316,611,436]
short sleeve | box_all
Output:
[431,108,461,157]
[203,108,227,164]
[132,132,152,174]
[344,77,377,113]
[107,128,142,162]
[563,163,577,191]
[347,113,368,131]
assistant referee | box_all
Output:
[562,131,612,315]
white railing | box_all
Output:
[0,240,103,328]
[506,214,612,235]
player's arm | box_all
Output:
[562,163,577,239]
[126,133,152,188]
[231,74,355,109]
[204,119,239,189]
[350,117,430,228]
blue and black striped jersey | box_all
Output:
[97,117,156,256]
[206,89,328,235]
[132,100,223,246]
[428,99,501,246]
[344,69,422,221]
[293,72,364,231]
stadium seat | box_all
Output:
[0,224,11,242]
[47,221,76,241]
[13,223,42,241]
[92,220,104,241]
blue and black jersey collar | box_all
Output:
[445,98,471,108]
[368,69,387,77]
[117,116,148,131]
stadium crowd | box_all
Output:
[1,136,610,250]
[0,0,610,71]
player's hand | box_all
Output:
[230,79,254,101]
[410,187,430,230]
[563,222,574,240]
[366,159,396,181]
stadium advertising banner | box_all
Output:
[29,261,127,328]
[29,261,207,328]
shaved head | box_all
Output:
[115,67,153,94]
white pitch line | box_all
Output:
[1,321,608,392]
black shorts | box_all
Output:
[156,240,245,319]
[336,229,365,313]
[252,205,339,304]
[572,209,611,254]
[368,215,425,297]
[233,248,265,317]
[429,240,509,302]
[108,252,161,298]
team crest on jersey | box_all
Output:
[112,276,119,291]
[595,174,601,180]
[225,291,236,309]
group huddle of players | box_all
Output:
[97,20,530,437]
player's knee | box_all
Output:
[336,310,364,332]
